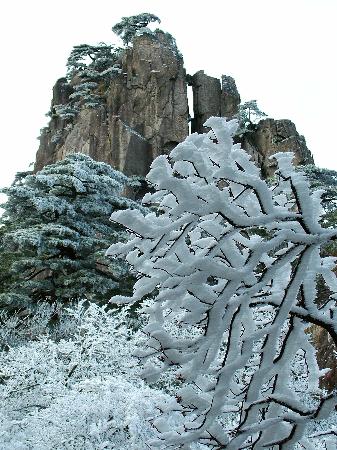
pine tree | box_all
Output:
[66,43,122,81]
[112,13,161,46]
[0,154,143,313]
[237,99,267,134]
[0,172,31,299]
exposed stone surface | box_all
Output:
[191,71,240,133]
[52,77,73,107]
[35,128,58,172]
[35,79,74,171]
[220,75,240,118]
[240,118,314,177]
[310,326,337,392]
[35,32,189,176]
[191,71,222,134]
[35,38,311,182]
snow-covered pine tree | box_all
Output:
[51,43,123,120]
[112,13,161,46]
[66,43,122,81]
[0,154,142,313]
[236,99,267,135]
[107,117,337,448]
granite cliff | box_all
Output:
[34,31,313,178]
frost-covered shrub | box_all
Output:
[50,129,64,144]
[53,103,80,120]
[0,302,68,349]
[69,81,102,109]
[108,117,337,448]
[0,302,175,449]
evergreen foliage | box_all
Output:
[0,219,16,298]
[53,103,80,121]
[300,165,337,215]
[237,99,267,134]
[0,154,142,313]
[108,117,337,448]
[52,44,123,120]
[0,172,32,299]
[66,43,123,81]
[112,13,161,46]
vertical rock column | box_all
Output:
[191,70,222,134]
[107,32,189,176]
[34,78,73,172]
[191,71,240,133]
[220,75,241,118]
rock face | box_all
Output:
[240,118,314,177]
[310,326,337,392]
[35,78,74,170]
[191,71,240,133]
[34,30,314,181]
[35,32,189,176]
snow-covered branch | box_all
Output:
[108,117,337,448]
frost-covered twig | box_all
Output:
[108,117,337,448]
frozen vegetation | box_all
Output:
[108,117,337,448]
[0,118,336,448]
[0,154,143,312]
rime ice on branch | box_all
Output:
[107,117,337,448]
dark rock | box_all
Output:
[52,78,73,109]
[34,128,58,172]
[191,71,240,134]
[240,118,314,177]
[34,33,189,176]
[310,325,337,392]
[34,78,74,172]
[191,70,222,134]
[220,75,240,118]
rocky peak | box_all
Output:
[190,71,240,134]
[52,78,73,106]
[221,75,241,118]
[34,31,314,180]
[35,32,189,176]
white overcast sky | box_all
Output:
[0,0,336,190]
